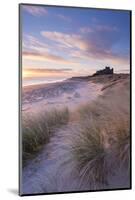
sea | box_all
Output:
[23,77,66,87]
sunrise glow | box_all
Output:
[21,5,130,85]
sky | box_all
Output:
[21,5,130,82]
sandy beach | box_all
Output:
[22,79,103,114]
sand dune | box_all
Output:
[21,74,130,194]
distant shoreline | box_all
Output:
[23,78,67,88]
[22,73,129,90]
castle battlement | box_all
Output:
[93,66,113,76]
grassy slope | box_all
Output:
[73,77,130,189]
[47,75,130,190]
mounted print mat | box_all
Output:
[19,3,131,196]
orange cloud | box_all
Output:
[23,68,72,78]
[23,51,72,65]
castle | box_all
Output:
[93,66,113,76]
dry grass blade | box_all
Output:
[22,107,69,166]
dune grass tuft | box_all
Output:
[71,119,109,189]
[22,107,69,165]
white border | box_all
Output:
[0,0,134,199]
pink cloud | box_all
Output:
[23,51,67,62]
[24,68,72,73]
[23,50,79,66]
[22,5,48,16]
[41,31,89,51]
[23,35,49,53]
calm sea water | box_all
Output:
[23,77,66,87]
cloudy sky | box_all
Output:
[21,5,130,80]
